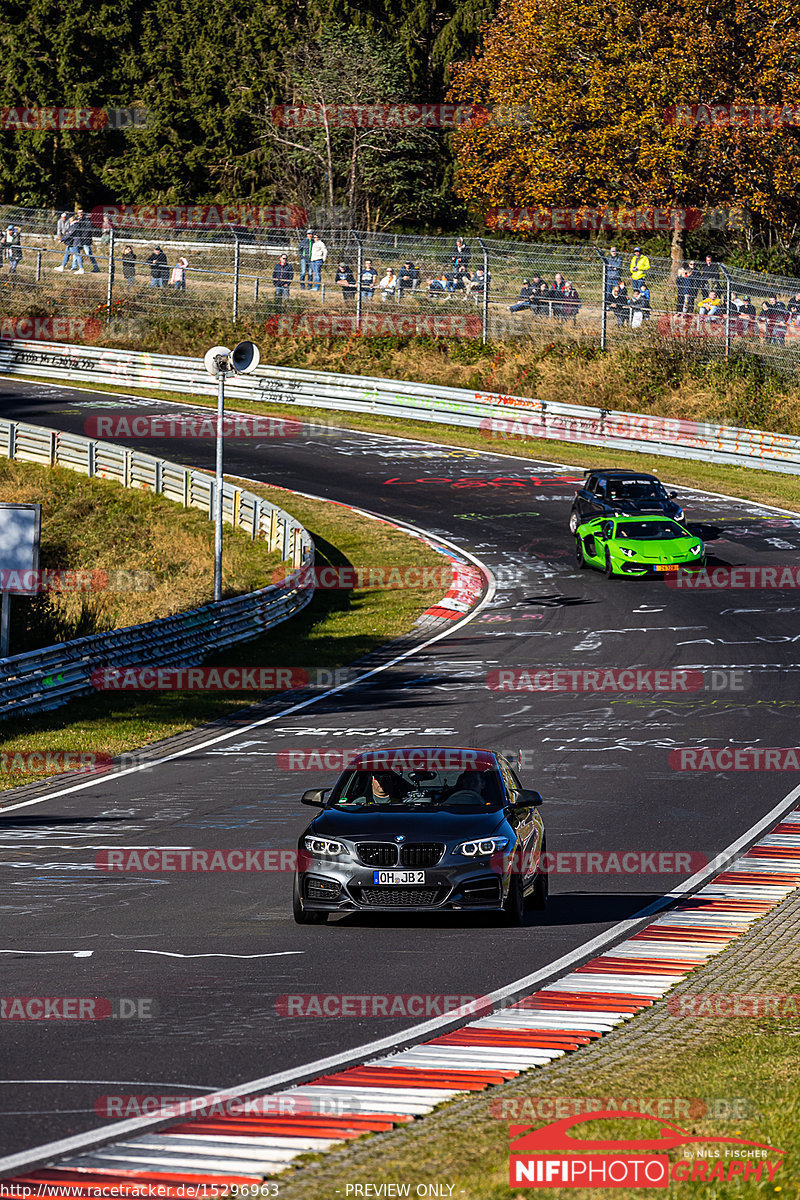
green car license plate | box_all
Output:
[655,564,681,572]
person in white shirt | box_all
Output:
[379,268,396,301]
[310,235,328,291]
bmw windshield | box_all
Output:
[607,480,667,501]
[616,520,686,540]
[327,767,505,813]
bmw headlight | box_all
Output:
[689,544,702,556]
[620,547,637,558]
[303,835,347,858]
[455,837,510,857]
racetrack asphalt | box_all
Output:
[1,376,799,1158]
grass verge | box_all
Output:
[0,458,281,651]
[0,479,447,796]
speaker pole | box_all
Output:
[213,371,225,602]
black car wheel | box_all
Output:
[604,548,615,579]
[576,538,587,569]
[530,839,549,910]
[501,871,525,926]
[293,877,328,925]
[568,510,579,534]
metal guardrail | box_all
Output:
[0,416,314,719]
[1,338,799,475]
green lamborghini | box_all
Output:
[575,515,705,578]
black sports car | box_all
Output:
[569,469,684,533]
[293,748,547,925]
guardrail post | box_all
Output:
[106,228,115,318]
[8,423,15,460]
[232,236,241,324]
[252,498,260,541]
[478,238,489,344]
[87,441,95,477]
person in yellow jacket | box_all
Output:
[629,246,650,285]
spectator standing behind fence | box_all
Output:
[335,261,357,300]
[121,245,136,283]
[379,268,397,301]
[681,261,701,311]
[146,245,168,287]
[629,246,650,288]
[4,225,22,276]
[398,261,420,299]
[170,257,188,291]
[272,252,293,300]
[56,211,71,242]
[73,208,100,273]
[788,293,800,326]
[310,234,327,291]
[598,245,623,294]
[54,214,81,272]
[699,254,722,299]
[607,284,629,327]
[297,228,314,291]
[360,259,378,300]
[452,237,471,270]
[761,294,787,345]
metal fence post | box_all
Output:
[721,265,732,359]
[106,228,115,319]
[35,250,42,283]
[232,235,241,324]
[478,238,489,344]
[353,232,363,331]
[600,255,608,351]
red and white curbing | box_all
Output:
[9,810,800,1192]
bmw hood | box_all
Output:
[309,810,506,840]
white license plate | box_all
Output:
[373,870,425,884]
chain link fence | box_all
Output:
[1,206,800,374]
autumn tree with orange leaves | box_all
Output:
[449,0,800,268]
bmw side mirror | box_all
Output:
[517,789,543,807]
[670,492,678,498]
[301,789,328,807]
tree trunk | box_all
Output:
[670,222,686,280]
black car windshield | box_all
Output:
[616,520,686,540]
[606,479,666,500]
[327,767,505,812]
